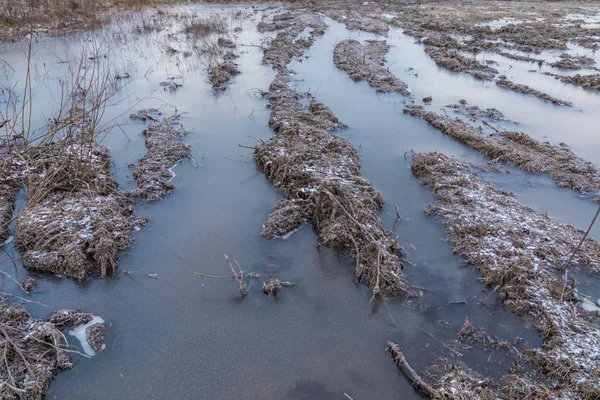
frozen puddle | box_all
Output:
[68,315,105,356]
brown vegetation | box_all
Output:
[496,78,571,106]
[561,73,600,90]
[404,106,600,199]
[0,304,94,399]
[411,151,600,397]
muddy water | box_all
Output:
[0,5,599,399]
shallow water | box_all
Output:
[0,5,599,399]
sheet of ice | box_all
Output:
[68,315,105,356]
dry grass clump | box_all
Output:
[404,105,600,198]
[424,46,497,80]
[209,61,240,91]
[0,303,92,399]
[495,78,571,105]
[255,76,407,296]
[333,39,410,94]
[561,73,600,90]
[411,151,600,397]
[128,110,190,202]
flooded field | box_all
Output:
[1,1,600,399]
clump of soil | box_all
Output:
[259,11,326,70]
[128,110,191,202]
[262,278,296,296]
[210,61,240,91]
[404,106,600,198]
[0,303,94,399]
[424,46,498,80]
[550,53,596,70]
[495,78,571,105]
[561,73,600,90]
[333,39,410,95]
[498,51,544,64]
[411,151,600,397]
[256,75,407,296]
[86,323,106,352]
[15,108,146,281]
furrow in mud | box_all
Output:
[495,78,572,106]
[128,110,191,202]
[410,151,600,398]
[15,108,146,281]
[256,12,407,295]
[404,105,600,200]
[333,39,410,94]
[1,305,103,399]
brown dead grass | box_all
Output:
[561,73,600,90]
[412,151,600,397]
[404,105,600,198]
[495,78,571,106]
[334,39,410,94]
[0,304,93,399]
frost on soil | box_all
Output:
[411,151,600,398]
[334,39,410,94]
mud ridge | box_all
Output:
[404,105,600,199]
[333,39,410,94]
[411,151,600,398]
[256,12,407,295]
[326,10,389,36]
[128,110,191,202]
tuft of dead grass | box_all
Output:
[0,303,94,399]
[334,39,410,95]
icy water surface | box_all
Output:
[0,5,599,399]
